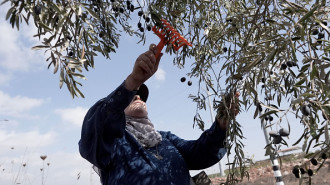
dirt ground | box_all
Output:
[210,157,330,185]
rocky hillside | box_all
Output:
[210,153,330,185]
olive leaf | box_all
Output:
[2,0,330,184]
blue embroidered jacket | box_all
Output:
[79,82,227,185]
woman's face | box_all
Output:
[124,95,148,118]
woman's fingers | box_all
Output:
[149,43,158,55]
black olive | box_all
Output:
[322,21,327,26]
[301,105,311,116]
[286,61,294,67]
[310,158,318,166]
[321,153,327,160]
[292,167,299,175]
[307,169,313,176]
[180,77,186,82]
[34,5,42,15]
[272,135,282,144]
[138,10,143,16]
[119,7,124,13]
[318,32,325,39]
[279,128,289,136]
[300,168,305,174]
[312,29,319,35]
[269,115,273,121]
[257,103,262,112]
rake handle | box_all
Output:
[155,38,166,60]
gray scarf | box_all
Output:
[125,116,162,148]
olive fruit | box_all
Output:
[310,158,318,166]
[269,115,273,121]
[272,135,282,144]
[119,7,124,13]
[137,22,142,28]
[322,21,327,26]
[312,29,319,35]
[110,0,115,2]
[261,77,266,83]
[279,128,289,136]
[180,77,186,82]
[99,32,104,38]
[223,47,228,52]
[113,7,118,12]
[294,172,300,178]
[292,167,299,175]
[130,5,134,12]
[301,105,311,116]
[280,63,287,70]
[318,32,325,39]
[257,103,262,112]
[307,169,313,176]
[68,51,74,56]
[286,61,294,67]
[321,153,327,159]
[187,81,192,86]
[138,11,143,16]
[147,25,151,31]
[269,130,279,137]
[265,116,269,121]
[300,168,305,174]
[145,17,150,23]
[34,5,42,15]
[139,27,144,32]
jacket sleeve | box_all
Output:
[78,81,136,169]
[162,121,227,170]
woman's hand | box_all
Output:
[125,44,163,91]
[216,92,240,129]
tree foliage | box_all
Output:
[2,0,329,183]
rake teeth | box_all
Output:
[152,19,192,58]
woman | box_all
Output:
[79,44,237,185]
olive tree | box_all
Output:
[2,0,329,183]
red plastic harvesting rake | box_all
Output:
[152,19,192,59]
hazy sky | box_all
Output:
[0,3,311,185]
